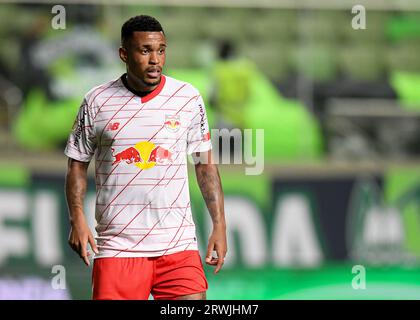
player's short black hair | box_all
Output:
[121,15,164,45]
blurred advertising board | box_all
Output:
[0,165,420,299]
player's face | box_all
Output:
[119,31,166,89]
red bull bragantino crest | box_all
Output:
[112,141,173,170]
[164,114,181,133]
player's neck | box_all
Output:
[124,73,157,97]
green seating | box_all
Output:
[246,10,297,41]
[241,42,292,81]
[13,89,81,150]
[201,10,247,43]
[290,43,338,82]
[386,41,420,73]
[296,11,339,41]
[338,43,385,81]
[165,41,199,69]
[390,71,420,110]
[387,13,420,42]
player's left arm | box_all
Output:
[194,150,227,274]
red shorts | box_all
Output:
[92,250,208,300]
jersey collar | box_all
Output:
[121,73,166,103]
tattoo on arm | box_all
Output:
[65,159,89,222]
[195,163,225,226]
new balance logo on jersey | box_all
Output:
[106,122,120,131]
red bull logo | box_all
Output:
[112,141,173,170]
[164,114,181,133]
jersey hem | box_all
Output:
[93,247,199,259]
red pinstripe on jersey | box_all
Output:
[113,180,188,256]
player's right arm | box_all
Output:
[65,158,98,266]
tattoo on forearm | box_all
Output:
[196,164,225,225]
[65,162,88,219]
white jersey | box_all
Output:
[64,74,212,258]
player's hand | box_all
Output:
[68,216,98,266]
[205,225,227,274]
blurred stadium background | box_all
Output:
[1,0,420,299]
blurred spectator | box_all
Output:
[210,39,253,131]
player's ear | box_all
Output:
[119,46,128,63]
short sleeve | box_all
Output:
[64,98,96,162]
[186,95,212,155]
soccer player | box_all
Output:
[64,15,227,300]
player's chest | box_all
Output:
[94,99,191,144]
